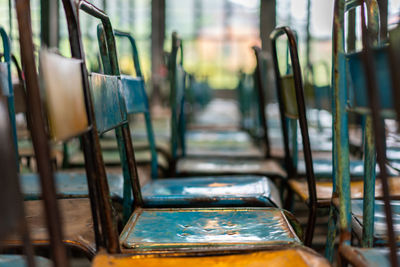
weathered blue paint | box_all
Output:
[361,117,376,248]
[120,75,158,178]
[0,255,52,267]
[324,205,337,261]
[20,172,124,201]
[142,176,281,208]
[120,207,301,250]
[352,199,400,245]
[347,46,393,112]
[0,27,18,167]
[89,73,127,134]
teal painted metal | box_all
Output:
[120,208,301,250]
[361,117,376,248]
[347,47,393,112]
[114,30,158,179]
[20,172,124,201]
[141,176,281,208]
[325,1,352,260]
[0,27,18,167]
[95,23,143,223]
[89,73,127,134]
[352,199,400,245]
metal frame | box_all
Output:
[270,26,318,247]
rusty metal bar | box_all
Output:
[270,26,318,247]
[14,0,69,266]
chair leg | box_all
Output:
[304,204,317,247]
[325,204,337,262]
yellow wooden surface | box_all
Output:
[92,248,330,267]
[289,177,400,202]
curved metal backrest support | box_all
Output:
[170,32,186,159]
[270,26,318,247]
[111,30,158,179]
[252,46,270,158]
[95,24,145,215]
[114,30,143,78]
[14,0,70,265]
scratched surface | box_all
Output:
[352,200,400,244]
[93,248,330,267]
[176,158,286,178]
[120,75,148,114]
[90,73,127,134]
[20,172,124,200]
[0,255,52,267]
[120,208,301,250]
[142,176,281,208]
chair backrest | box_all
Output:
[270,26,317,247]
[40,50,89,141]
[113,30,159,179]
[169,32,186,160]
[76,0,144,228]
[15,0,124,255]
[0,27,18,165]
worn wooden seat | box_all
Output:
[5,199,95,258]
[289,178,400,205]
[93,247,330,267]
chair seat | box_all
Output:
[351,199,400,244]
[142,176,282,208]
[185,130,263,158]
[68,149,169,169]
[120,207,301,251]
[93,247,330,267]
[20,171,124,201]
[176,158,286,178]
[0,255,52,267]
[4,199,96,258]
[297,159,399,178]
[289,177,400,205]
[342,247,400,267]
